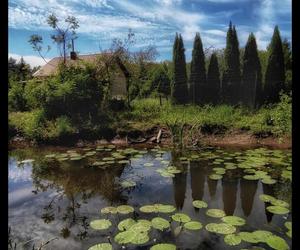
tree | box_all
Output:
[264,26,285,103]
[29,14,79,64]
[241,33,262,108]
[172,33,188,104]
[206,53,221,105]
[282,38,292,93]
[151,65,171,105]
[189,33,206,104]
[222,22,241,105]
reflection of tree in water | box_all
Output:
[190,161,206,212]
[262,183,274,223]
[222,173,238,215]
[207,178,218,198]
[240,178,258,217]
[171,151,187,210]
[31,161,125,239]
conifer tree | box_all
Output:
[241,33,262,108]
[172,33,189,104]
[206,53,221,105]
[222,22,241,105]
[189,32,206,104]
[264,26,285,103]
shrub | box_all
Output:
[8,80,27,111]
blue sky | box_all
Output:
[9,0,291,67]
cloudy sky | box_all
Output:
[9,0,291,67]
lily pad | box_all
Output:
[266,235,289,250]
[114,230,136,244]
[238,232,260,243]
[209,174,223,180]
[88,243,112,250]
[157,204,176,213]
[144,163,154,167]
[130,221,152,232]
[205,223,236,234]
[286,230,292,238]
[183,221,202,230]
[120,180,136,188]
[221,216,246,226]
[131,231,150,245]
[140,205,156,213]
[252,230,273,242]
[266,206,289,215]
[192,200,208,208]
[118,218,136,231]
[224,234,241,246]
[150,243,176,250]
[271,199,289,208]
[171,213,191,223]
[151,217,170,231]
[117,205,134,214]
[206,209,226,218]
[259,194,277,203]
[101,206,117,214]
[284,221,291,230]
[261,178,277,185]
[90,219,112,230]
[243,175,260,180]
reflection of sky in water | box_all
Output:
[8,148,292,250]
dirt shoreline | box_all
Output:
[9,127,291,150]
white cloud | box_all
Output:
[153,0,182,6]
[204,29,226,37]
[9,53,49,67]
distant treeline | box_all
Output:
[172,22,291,108]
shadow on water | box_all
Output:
[240,178,258,217]
[222,173,238,216]
[190,161,206,212]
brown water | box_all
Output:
[8,146,292,250]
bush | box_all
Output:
[44,116,76,141]
[8,80,27,111]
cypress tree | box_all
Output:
[222,22,241,105]
[172,33,189,104]
[189,32,206,104]
[206,53,221,105]
[264,26,285,103]
[241,33,262,108]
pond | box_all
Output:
[8,145,292,250]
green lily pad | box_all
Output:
[266,235,289,250]
[118,218,136,231]
[238,232,260,243]
[183,221,202,230]
[120,180,136,188]
[151,217,170,231]
[130,221,152,232]
[225,165,237,170]
[140,205,156,213]
[137,219,152,228]
[259,194,277,203]
[271,199,289,208]
[206,209,226,218]
[114,230,136,244]
[284,221,291,230]
[266,206,289,215]
[192,200,208,208]
[150,243,176,250]
[224,234,241,246]
[100,206,117,214]
[157,204,176,213]
[252,230,273,242]
[261,178,277,184]
[221,216,246,226]
[88,243,112,250]
[90,219,112,230]
[209,174,223,180]
[160,171,175,178]
[171,213,191,223]
[144,163,154,167]
[286,230,292,238]
[167,168,182,174]
[117,205,134,214]
[205,223,236,234]
[118,160,130,164]
[243,175,260,180]
[130,231,150,245]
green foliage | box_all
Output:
[8,80,27,112]
[206,53,221,105]
[172,33,189,104]
[222,22,241,105]
[189,33,206,104]
[241,33,262,108]
[150,65,171,98]
[264,26,285,103]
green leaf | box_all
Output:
[90,219,112,230]
[130,231,150,245]
[140,205,156,213]
[114,230,136,244]
[266,235,289,250]
[151,217,170,231]
[118,218,136,231]
[171,213,191,223]
[259,194,277,203]
[284,221,291,230]
[266,206,290,214]
[224,234,241,246]
[252,230,273,242]
[205,223,236,234]
[238,232,260,243]
[271,199,289,208]
[88,243,112,250]
[157,204,176,213]
[100,206,117,214]
[120,180,136,188]
[192,200,208,208]
[117,205,134,214]
[150,243,176,250]
[183,221,202,230]
[206,209,226,218]
[209,174,223,180]
[221,216,246,226]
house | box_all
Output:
[33,51,129,99]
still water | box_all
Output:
[8,145,292,250]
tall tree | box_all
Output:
[172,34,189,104]
[282,38,292,93]
[189,32,206,104]
[222,22,241,105]
[241,33,262,108]
[264,26,285,103]
[206,53,221,105]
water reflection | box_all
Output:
[262,182,275,223]
[222,174,238,215]
[240,178,258,217]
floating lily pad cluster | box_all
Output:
[259,194,290,214]
[156,166,182,178]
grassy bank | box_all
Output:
[9,93,291,144]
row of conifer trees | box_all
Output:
[172,22,286,108]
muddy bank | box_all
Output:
[9,126,291,150]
